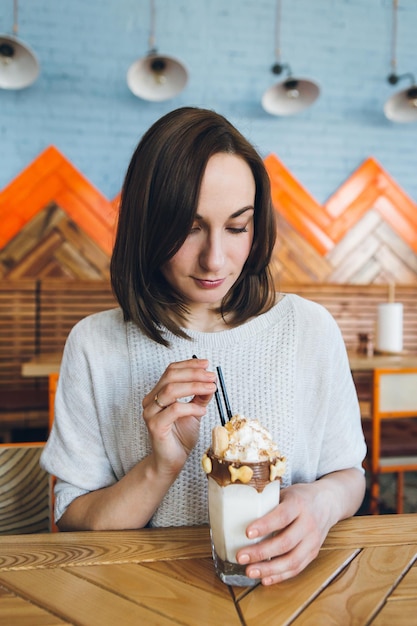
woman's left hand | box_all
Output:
[235,468,365,586]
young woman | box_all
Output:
[41,107,366,586]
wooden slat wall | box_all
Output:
[39,280,116,355]
[0,281,38,389]
[280,283,417,353]
[0,280,116,391]
[1,280,416,392]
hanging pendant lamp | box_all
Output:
[127,0,188,102]
[0,0,39,90]
[384,0,417,123]
[261,0,320,116]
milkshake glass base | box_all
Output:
[212,544,260,587]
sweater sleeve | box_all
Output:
[289,296,367,483]
[40,315,119,523]
[321,332,366,476]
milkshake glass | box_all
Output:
[202,416,286,586]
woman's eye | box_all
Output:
[228,226,248,234]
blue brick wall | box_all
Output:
[0,0,416,203]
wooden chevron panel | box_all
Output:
[0,206,110,280]
[272,209,417,285]
[265,154,417,256]
[0,146,117,255]
[1,146,417,283]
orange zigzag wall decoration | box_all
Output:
[1,146,417,257]
[0,146,118,256]
[265,154,417,256]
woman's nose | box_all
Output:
[199,233,225,271]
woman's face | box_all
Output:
[161,153,255,321]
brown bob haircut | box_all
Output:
[110,107,277,346]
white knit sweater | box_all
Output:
[40,294,366,526]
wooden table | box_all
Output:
[0,515,416,625]
[21,350,417,377]
[21,352,62,377]
[348,351,417,372]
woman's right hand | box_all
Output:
[58,358,216,531]
[142,357,217,477]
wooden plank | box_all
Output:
[389,561,417,599]
[55,217,110,274]
[290,544,417,625]
[57,159,116,229]
[273,190,333,255]
[327,232,380,283]
[326,184,380,242]
[375,196,417,252]
[0,569,178,626]
[5,231,63,280]
[276,217,331,280]
[372,599,417,625]
[0,526,212,571]
[321,514,417,548]
[326,209,381,266]
[0,176,65,248]
[0,584,68,626]
[265,154,332,229]
[53,242,105,280]
[238,548,358,626]
[75,562,241,625]
[277,247,325,283]
[0,148,62,217]
[376,222,417,274]
[54,187,114,255]
[349,257,382,284]
[375,244,417,284]
[143,557,229,598]
[325,157,380,218]
[383,177,417,228]
[0,205,61,275]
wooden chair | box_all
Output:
[48,372,59,532]
[0,373,59,534]
[363,368,417,514]
[48,372,59,431]
[0,443,51,533]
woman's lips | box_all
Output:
[194,278,226,289]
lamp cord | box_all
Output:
[148,0,156,52]
[390,0,398,74]
[274,0,282,64]
[13,0,18,36]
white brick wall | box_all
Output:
[0,0,416,204]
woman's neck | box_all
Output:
[174,303,231,333]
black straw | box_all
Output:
[214,390,226,426]
[193,355,226,426]
[216,366,233,421]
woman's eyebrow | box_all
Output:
[195,206,254,221]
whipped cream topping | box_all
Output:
[221,414,280,463]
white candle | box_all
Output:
[376,303,403,353]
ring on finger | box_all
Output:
[154,393,167,409]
